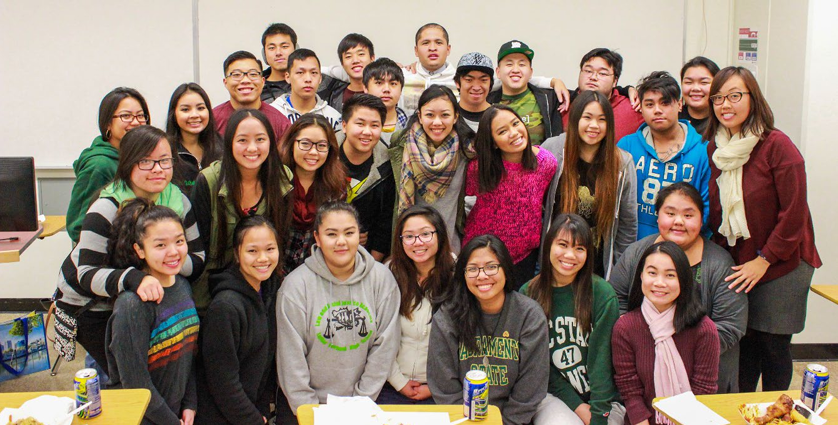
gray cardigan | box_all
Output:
[540,134,637,280]
[608,234,748,393]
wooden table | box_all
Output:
[0,226,43,263]
[40,215,67,238]
[297,404,503,424]
[654,390,838,424]
[811,285,838,305]
[0,389,150,424]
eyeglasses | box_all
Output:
[709,91,749,105]
[226,69,263,81]
[400,230,437,245]
[296,139,330,153]
[113,113,149,123]
[137,157,174,170]
[465,264,501,278]
[581,68,613,79]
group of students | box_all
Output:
[50,20,822,425]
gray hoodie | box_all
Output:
[276,245,401,413]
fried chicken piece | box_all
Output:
[755,394,794,425]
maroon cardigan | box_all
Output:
[612,311,719,425]
[708,129,822,283]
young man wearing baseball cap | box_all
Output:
[487,40,563,145]
[455,52,494,132]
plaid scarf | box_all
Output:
[398,122,461,213]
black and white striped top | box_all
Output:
[55,194,205,313]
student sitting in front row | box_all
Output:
[363,58,408,146]
[104,199,200,425]
[271,49,343,133]
[612,241,719,425]
[522,214,625,425]
[276,202,401,423]
[428,234,548,425]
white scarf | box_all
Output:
[712,128,760,246]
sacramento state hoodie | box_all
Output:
[276,245,401,414]
[617,120,711,239]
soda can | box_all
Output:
[463,370,489,421]
[74,368,103,418]
[801,363,829,412]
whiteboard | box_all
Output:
[0,0,685,168]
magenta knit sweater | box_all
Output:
[612,310,720,425]
[463,147,557,263]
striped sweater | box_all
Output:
[55,193,205,312]
[106,276,200,425]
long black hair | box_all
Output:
[165,83,223,169]
[450,234,515,353]
[627,241,705,332]
[474,105,537,193]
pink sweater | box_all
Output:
[463,147,557,263]
[612,310,719,425]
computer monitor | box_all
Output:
[0,157,38,231]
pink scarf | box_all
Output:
[641,297,692,398]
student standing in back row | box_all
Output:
[271,49,343,133]
[260,23,297,103]
[455,52,494,132]
[363,58,408,146]
[166,83,223,196]
[679,56,720,135]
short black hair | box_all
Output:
[680,56,720,80]
[261,23,297,48]
[654,181,705,220]
[415,23,449,45]
[637,71,681,104]
[341,93,386,123]
[580,48,623,80]
[363,58,405,87]
[223,50,262,75]
[337,33,374,61]
[454,68,493,90]
[286,48,321,73]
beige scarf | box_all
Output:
[712,128,760,246]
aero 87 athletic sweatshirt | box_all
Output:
[276,245,401,414]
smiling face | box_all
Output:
[681,66,714,114]
[175,91,209,137]
[341,45,374,81]
[133,219,187,283]
[549,230,587,286]
[456,70,492,110]
[232,116,270,173]
[419,97,458,146]
[286,56,322,101]
[364,75,402,110]
[657,192,702,250]
[108,97,147,148]
[491,109,528,161]
[264,33,295,73]
[314,210,360,273]
[640,252,681,312]
[497,53,533,95]
[224,58,264,109]
[292,125,329,174]
[130,138,174,199]
[577,101,607,147]
[414,27,450,71]
[342,106,382,159]
[400,215,439,269]
[641,90,681,134]
[713,75,751,136]
[578,57,618,97]
[465,247,507,312]
[237,225,280,288]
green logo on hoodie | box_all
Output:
[315,301,374,351]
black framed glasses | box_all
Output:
[709,91,749,105]
[226,69,263,81]
[113,113,149,123]
[399,230,437,245]
[465,264,501,278]
[137,157,174,170]
[296,139,330,153]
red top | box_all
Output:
[212,101,292,146]
[708,129,821,283]
[612,311,719,425]
[562,89,644,142]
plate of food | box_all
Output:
[739,394,825,425]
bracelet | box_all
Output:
[756,250,771,264]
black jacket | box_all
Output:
[320,74,351,113]
[196,268,272,425]
[487,83,563,141]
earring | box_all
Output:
[104,129,111,140]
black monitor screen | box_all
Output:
[0,157,38,231]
